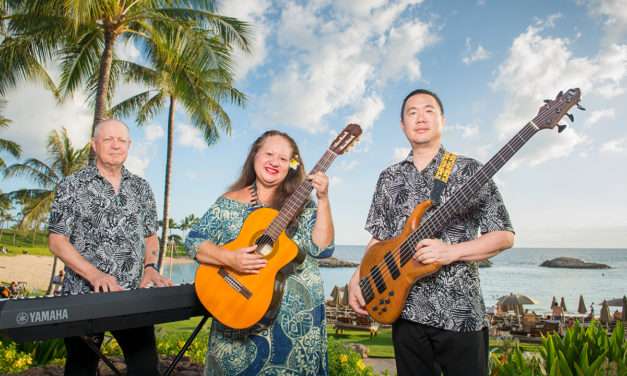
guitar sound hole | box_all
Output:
[255,234,275,256]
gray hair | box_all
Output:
[93,119,130,139]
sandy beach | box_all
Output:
[0,255,194,291]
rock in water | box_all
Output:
[540,257,610,269]
[318,257,359,268]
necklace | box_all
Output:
[249,181,264,209]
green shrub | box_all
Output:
[491,320,627,376]
[0,339,33,374]
[327,338,385,376]
[16,338,66,365]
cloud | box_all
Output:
[126,142,151,177]
[586,108,616,126]
[338,160,359,171]
[346,96,385,132]
[256,1,437,133]
[584,0,627,44]
[217,0,271,81]
[600,137,626,153]
[491,24,627,167]
[143,123,164,142]
[176,123,207,150]
[448,123,479,138]
[329,175,343,187]
[462,38,491,65]
[3,83,92,161]
[393,147,411,163]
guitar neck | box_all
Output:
[264,150,338,240]
[399,122,539,266]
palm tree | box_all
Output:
[0,190,14,241]
[111,23,247,268]
[2,128,89,228]
[0,1,250,135]
[0,98,21,169]
[179,214,199,236]
[2,127,89,294]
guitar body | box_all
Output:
[359,200,442,324]
[194,207,304,329]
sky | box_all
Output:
[2,0,627,248]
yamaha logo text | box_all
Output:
[16,309,69,325]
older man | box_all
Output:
[48,119,171,376]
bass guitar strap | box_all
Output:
[430,151,457,205]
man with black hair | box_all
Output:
[348,89,515,376]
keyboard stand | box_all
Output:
[81,336,122,376]
[163,315,210,376]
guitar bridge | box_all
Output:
[218,268,252,299]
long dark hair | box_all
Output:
[228,130,306,209]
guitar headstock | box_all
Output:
[329,123,362,154]
[533,88,584,133]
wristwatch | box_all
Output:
[144,263,160,272]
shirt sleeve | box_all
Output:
[474,178,515,234]
[292,201,335,259]
[364,171,393,240]
[142,180,158,237]
[48,178,76,237]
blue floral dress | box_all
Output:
[185,196,334,376]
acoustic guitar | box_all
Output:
[358,89,584,324]
[195,124,362,329]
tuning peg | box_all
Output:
[566,113,574,122]
[544,99,551,104]
[557,124,568,133]
[576,103,586,111]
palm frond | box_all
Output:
[2,158,59,189]
[109,90,153,120]
[0,138,21,158]
[58,26,103,97]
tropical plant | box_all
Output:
[0,0,250,135]
[490,320,627,376]
[179,214,199,236]
[0,98,21,169]
[2,127,89,293]
[111,21,248,267]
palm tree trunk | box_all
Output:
[158,96,175,271]
[46,256,58,295]
[91,28,117,140]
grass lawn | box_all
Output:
[157,318,542,359]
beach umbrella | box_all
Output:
[560,296,568,312]
[605,297,626,306]
[577,295,587,314]
[341,284,350,307]
[498,293,537,306]
[600,300,611,326]
[330,286,340,301]
[550,296,557,310]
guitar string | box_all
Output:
[359,121,542,301]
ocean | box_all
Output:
[169,246,627,314]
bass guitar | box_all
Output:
[358,89,583,324]
[196,124,362,329]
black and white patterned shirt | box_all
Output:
[48,165,158,294]
[365,146,514,332]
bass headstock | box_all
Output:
[533,88,584,133]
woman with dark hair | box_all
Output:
[186,130,335,375]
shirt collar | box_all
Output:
[401,145,447,172]
[83,164,131,181]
